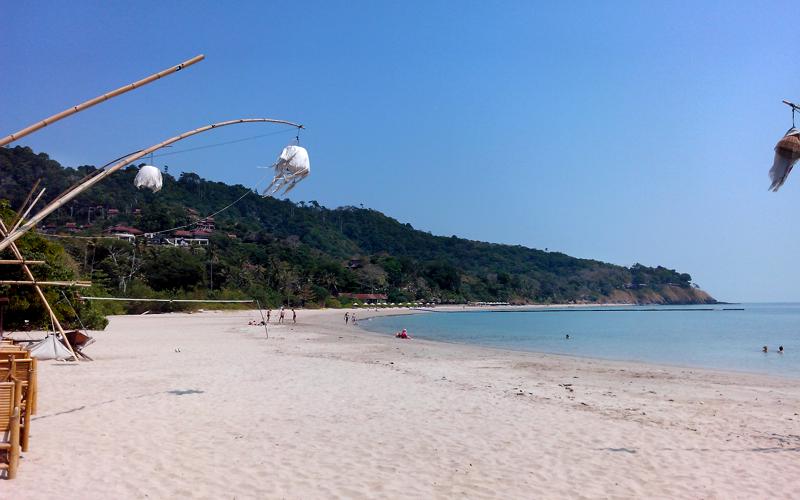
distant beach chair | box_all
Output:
[0,381,22,479]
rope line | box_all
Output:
[145,167,274,236]
[150,127,297,159]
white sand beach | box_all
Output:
[4,308,800,499]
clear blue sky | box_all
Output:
[2,1,799,302]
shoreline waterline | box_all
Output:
[357,303,800,380]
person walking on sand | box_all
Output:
[292,308,297,324]
[279,308,285,324]
[352,312,357,325]
[266,309,271,323]
[344,312,349,325]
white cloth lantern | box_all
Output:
[263,145,310,196]
[134,164,163,193]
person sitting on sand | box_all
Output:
[395,328,410,339]
[763,345,768,353]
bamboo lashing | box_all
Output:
[0,219,79,359]
[0,118,304,253]
[0,55,205,147]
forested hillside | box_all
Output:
[0,146,715,328]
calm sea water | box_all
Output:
[362,304,800,378]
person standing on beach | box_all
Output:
[352,312,357,325]
[266,309,271,323]
[292,308,297,324]
[345,312,349,324]
[279,307,285,324]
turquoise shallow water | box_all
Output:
[362,304,800,378]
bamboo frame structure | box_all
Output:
[0,55,205,147]
[0,220,79,360]
[0,261,44,265]
[0,54,206,362]
[0,118,303,253]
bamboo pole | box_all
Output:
[80,297,253,302]
[0,220,79,359]
[0,54,205,147]
[783,100,800,111]
[0,260,45,265]
[0,280,91,287]
[10,188,45,233]
[12,179,41,229]
[256,299,269,339]
[0,118,304,253]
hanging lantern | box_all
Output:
[769,128,800,192]
[134,164,163,193]
[263,145,310,197]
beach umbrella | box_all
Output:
[263,144,310,196]
[769,128,800,191]
[134,164,163,192]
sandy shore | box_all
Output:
[4,308,800,499]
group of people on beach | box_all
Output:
[249,306,296,326]
[762,345,785,353]
[344,312,357,325]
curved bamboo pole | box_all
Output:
[0,118,303,253]
[0,54,205,147]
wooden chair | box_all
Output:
[0,381,21,479]
[0,358,35,451]
[0,350,30,360]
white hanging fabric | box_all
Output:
[134,164,163,192]
[769,128,800,192]
[28,335,75,360]
[263,145,310,197]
